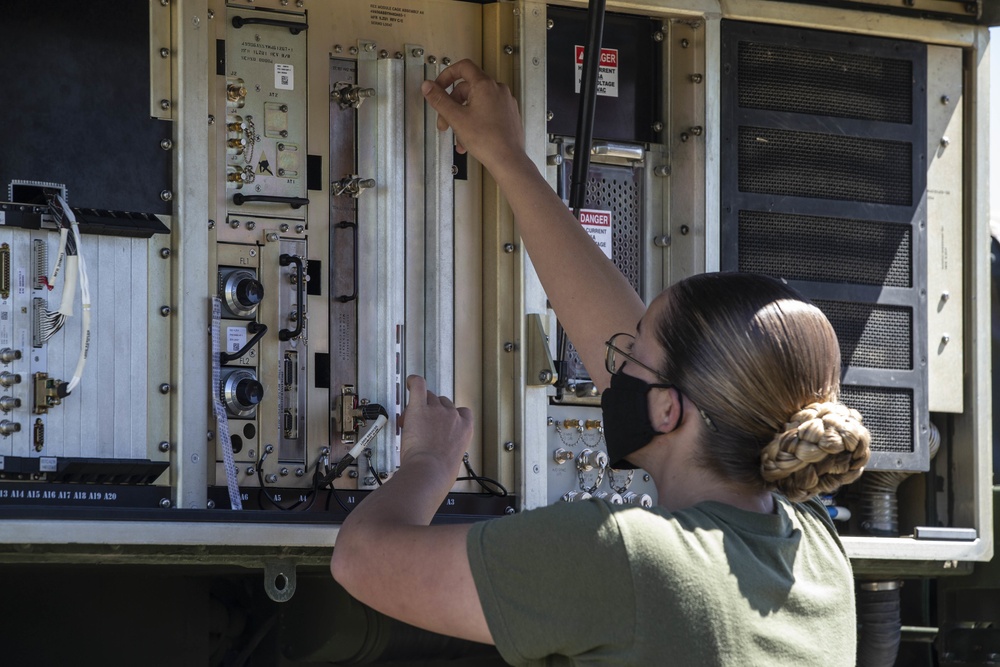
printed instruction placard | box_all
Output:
[578,208,613,260]
[574,46,619,97]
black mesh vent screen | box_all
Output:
[738,211,912,287]
[738,42,913,123]
[813,300,912,370]
[738,126,913,205]
[585,175,642,293]
[840,385,914,454]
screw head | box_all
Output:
[539,370,553,383]
[505,506,516,515]
[160,99,171,110]
[160,190,173,202]
[350,46,358,55]
[207,499,216,509]
[504,442,515,452]
[159,498,172,508]
[159,383,171,394]
[503,243,516,253]
[208,220,216,230]
[428,55,437,64]
[941,95,951,105]
[160,306,171,317]
[160,47,170,58]
[681,38,690,48]
[334,45,342,53]
[348,470,359,479]
[504,45,514,55]
[547,111,554,121]
[412,47,424,57]
[364,42,375,52]
[265,474,277,484]
[503,342,515,353]
[160,248,171,258]
[296,225,305,234]
[547,19,554,29]
[652,121,664,132]
[246,220,256,230]
[653,31,665,42]
[158,441,170,452]
[230,219,240,229]
[680,225,690,235]
[442,57,451,66]
[280,223,290,233]
[295,468,305,477]
[208,115,215,125]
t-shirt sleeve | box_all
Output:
[467,500,636,665]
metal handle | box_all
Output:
[279,254,304,341]
[232,194,310,209]
[231,16,308,35]
[334,221,358,303]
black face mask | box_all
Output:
[600,370,681,469]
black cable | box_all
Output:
[366,449,383,487]
[459,453,509,497]
[220,322,267,364]
[256,448,314,511]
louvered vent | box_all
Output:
[721,21,929,471]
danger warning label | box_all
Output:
[574,46,619,98]
[578,208,613,260]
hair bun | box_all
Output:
[760,402,871,502]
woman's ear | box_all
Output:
[648,386,683,434]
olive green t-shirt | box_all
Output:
[467,495,855,666]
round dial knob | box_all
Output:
[235,278,264,309]
[221,269,264,318]
[221,368,263,418]
[235,378,263,407]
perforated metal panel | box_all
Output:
[737,211,912,287]
[721,21,929,471]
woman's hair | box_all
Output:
[654,273,870,502]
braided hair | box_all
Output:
[654,273,871,501]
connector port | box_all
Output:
[0,243,10,299]
[33,372,64,414]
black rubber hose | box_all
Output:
[857,584,902,667]
[568,0,607,216]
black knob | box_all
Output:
[235,378,264,407]
[235,278,264,308]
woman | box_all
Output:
[331,60,870,666]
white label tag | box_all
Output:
[275,63,294,90]
[577,208,613,260]
[16,268,25,296]
[39,457,57,472]
[226,326,247,354]
[574,46,619,98]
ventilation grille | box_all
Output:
[584,172,642,292]
[738,41,913,123]
[813,300,913,370]
[840,385,914,454]
[737,211,912,287]
[738,127,913,205]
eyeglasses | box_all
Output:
[604,332,719,433]
[604,333,672,383]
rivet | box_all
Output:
[158,441,170,452]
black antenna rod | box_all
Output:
[569,0,607,217]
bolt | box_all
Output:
[379,50,389,59]
[266,474,277,484]
[160,306,171,317]
[412,48,424,57]
[246,220,256,230]
[159,441,170,452]
[160,99,170,110]
[280,223,290,232]
[159,383,171,394]
[505,506,516,515]
[348,470,359,479]
[654,165,671,177]
[266,232,279,242]
[547,19,554,29]
[653,235,671,247]
[280,467,289,476]
[364,476,376,486]
[940,136,950,147]
[503,342,515,353]
[246,466,256,475]
[503,243,516,253]
[504,45,514,56]
[160,498,172,508]
[230,219,240,229]
[941,95,951,105]
[160,190,173,202]
[942,334,951,344]
[653,31,665,42]
[680,132,689,142]
[652,121,664,132]
[207,431,214,441]
[504,442,515,452]
[160,47,170,58]
[207,499,216,509]
[680,225,690,235]
[690,126,703,136]
[442,57,451,66]
[208,115,215,125]
[208,220,216,230]
[277,169,285,177]
[539,370,553,383]
[547,110,554,121]
[364,43,375,52]
[350,46,358,55]
[690,73,703,83]
[295,468,305,477]
[334,45,342,53]
[643,474,651,482]
[160,248,171,259]
[681,38,690,48]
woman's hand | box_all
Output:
[399,375,473,477]
[421,59,525,169]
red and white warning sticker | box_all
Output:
[577,208,613,260]
[574,46,619,98]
